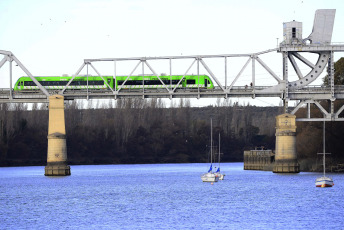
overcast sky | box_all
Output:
[1,0,343,106]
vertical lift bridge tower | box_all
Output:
[274,9,336,173]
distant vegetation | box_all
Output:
[1,98,344,171]
[2,57,344,170]
[323,57,344,85]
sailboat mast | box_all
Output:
[218,133,221,168]
[323,120,326,177]
[210,119,213,166]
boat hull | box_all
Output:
[215,173,225,180]
[315,176,334,187]
[201,173,219,182]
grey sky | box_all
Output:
[1,0,343,106]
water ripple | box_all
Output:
[0,163,343,229]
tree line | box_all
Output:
[0,99,278,166]
[1,97,344,170]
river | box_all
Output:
[0,163,343,229]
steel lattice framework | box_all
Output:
[1,9,344,121]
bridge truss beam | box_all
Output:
[0,50,50,97]
[1,45,344,121]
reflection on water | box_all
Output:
[0,163,343,229]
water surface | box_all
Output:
[0,163,343,229]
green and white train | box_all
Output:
[13,75,214,91]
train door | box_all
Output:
[205,78,208,88]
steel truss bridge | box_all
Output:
[1,10,344,121]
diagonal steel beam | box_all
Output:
[0,57,7,68]
[117,60,141,92]
[292,52,315,68]
[290,100,306,115]
[335,104,344,118]
[60,62,86,94]
[229,57,251,91]
[172,59,196,92]
[255,56,282,83]
[11,54,50,96]
[199,58,225,91]
[314,101,330,118]
[144,60,170,92]
[288,54,303,79]
[89,63,114,92]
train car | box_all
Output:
[13,75,214,91]
[13,76,113,91]
[114,75,214,90]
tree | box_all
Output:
[323,57,344,85]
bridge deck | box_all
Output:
[1,86,344,103]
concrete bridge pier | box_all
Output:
[44,95,71,176]
[273,113,300,173]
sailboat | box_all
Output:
[201,119,219,182]
[214,133,225,180]
[315,120,334,188]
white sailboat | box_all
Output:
[214,133,225,180]
[315,120,334,188]
[201,119,219,182]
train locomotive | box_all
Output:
[13,75,214,91]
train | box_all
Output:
[13,75,214,91]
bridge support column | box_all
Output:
[273,113,300,173]
[45,95,70,176]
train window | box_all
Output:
[116,79,183,86]
[89,81,103,85]
[128,80,143,85]
[164,80,179,85]
[144,80,161,85]
[71,81,79,86]
[24,81,35,86]
[186,80,195,84]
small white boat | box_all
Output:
[201,170,219,183]
[315,120,334,188]
[315,176,334,187]
[201,119,219,183]
[214,171,225,180]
